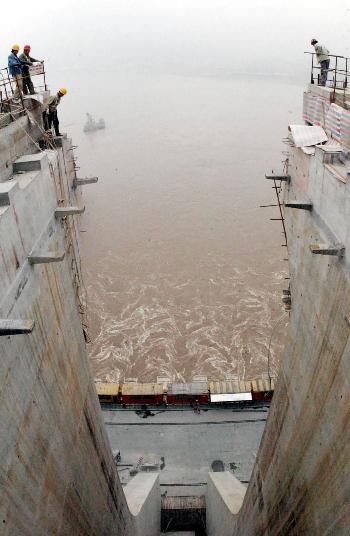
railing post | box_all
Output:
[345,58,348,89]
[311,53,314,84]
[6,67,14,97]
[333,56,338,103]
[43,61,47,91]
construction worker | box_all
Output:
[44,88,67,137]
[194,399,201,414]
[311,39,330,87]
[19,45,42,95]
[8,44,31,99]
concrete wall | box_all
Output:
[206,472,246,536]
[0,98,45,182]
[234,143,350,533]
[124,473,161,536]
[0,127,137,534]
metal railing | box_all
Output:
[305,52,349,101]
[0,61,47,122]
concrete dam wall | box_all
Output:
[0,114,134,534]
[2,84,349,535]
[234,114,350,532]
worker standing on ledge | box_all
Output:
[19,45,42,95]
[311,39,330,87]
[8,44,31,99]
[44,88,67,137]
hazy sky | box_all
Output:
[1,0,349,78]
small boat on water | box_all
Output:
[83,113,105,133]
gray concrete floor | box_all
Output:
[103,405,268,496]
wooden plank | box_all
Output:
[28,251,65,264]
[285,201,313,210]
[318,145,343,154]
[265,175,291,182]
[0,319,34,336]
[73,177,98,188]
[310,244,345,256]
[55,206,85,217]
[95,382,120,396]
[162,495,206,510]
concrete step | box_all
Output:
[0,181,18,207]
[13,153,46,172]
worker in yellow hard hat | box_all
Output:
[43,88,68,137]
[8,44,31,100]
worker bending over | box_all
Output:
[311,39,330,87]
[8,44,31,99]
[44,88,67,137]
[19,45,42,95]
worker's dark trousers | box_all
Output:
[48,111,60,136]
[320,60,330,86]
[22,75,35,95]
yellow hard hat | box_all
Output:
[12,44,20,52]
[58,87,67,95]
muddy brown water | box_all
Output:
[63,72,302,382]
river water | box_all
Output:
[63,72,302,382]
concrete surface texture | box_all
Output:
[104,406,267,496]
[234,95,350,533]
[124,473,160,536]
[206,472,246,536]
[0,120,138,534]
[0,102,44,182]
